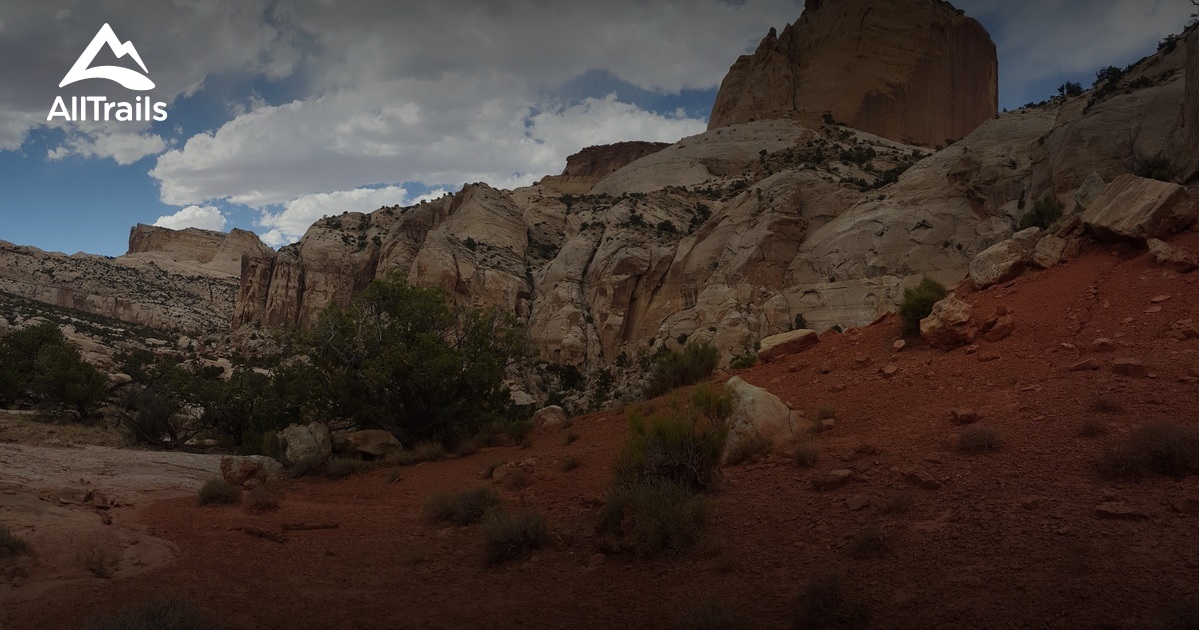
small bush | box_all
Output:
[1131,152,1176,182]
[794,442,820,468]
[392,441,447,466]
[728,353,757,370]
[564,431,579,445]
[958,426,1002,454]
[1099,422,1199,479]
[197,478,242,506]
[646,341,720,397]
[482,509,548,564]
[0,524,31,558]
[561,456,580,472]
[1018,196,1065,231]
[724,433,772,466]
[82,544,119,579]
[899,277,947,336]
[323,457,360,480]
[504,419,535,444]
[88,598,225,630]
[245,481,284,512]
[691,383,733,421]
[423,487,501,526]
[794,574,871,630]
[615,406,728,491]
[682,602,749,630]
[599,479,707,558]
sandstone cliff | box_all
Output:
[126,224,274,278]
[1186,25,1199,180]
[707,0,998,148]
[537,141,669,195]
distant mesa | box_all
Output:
[708,0,998,148]
[538,141,669,195]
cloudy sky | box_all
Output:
[0,0,1194,256]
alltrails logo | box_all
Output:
[47,24,168,122]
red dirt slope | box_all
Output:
[6,233,1199,630]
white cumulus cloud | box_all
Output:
[256,185,450,247]
[153,205,227,231]
[47,130,166,165]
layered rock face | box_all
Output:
[537,141,669,195]
[126,224,274,277]
[1186,26,1199,179]
[707,0,998,148]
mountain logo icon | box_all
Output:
[59,23,155,91]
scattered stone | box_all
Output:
[1146,306,1163,314]
[1150,294,1172,304]
[982,314,1015,342]
[969,228,1040,288]
[758,329,820,362]
[902,470,941,490]
[965,345,979,355]
[977,354,999,363]
[221,455,285,486]
[531,405,567,428]
[920,296,974,350]
[951,409,979,425]
[1095,502,1148,520]
[58,487,90,506]
[1074,171,1106,210]
[820,361,836,374]
[1092,338,1115,352]
[816,418,836,432]
[854,355,871,367]
[332,430,401,458]
[893,339,906,352]
[1030,235,1067,269]
[1147,238,1199,273]
[1112,358,1149,378]
[830,384,847,393]
[846,495,871,511]
[812,469,854,491]
[879,365,898,379]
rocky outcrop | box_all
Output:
[758,329,818,362]
[278,422,332,468]
[1185,26,1199,180]
[1082,174,1196,241]
[332,430,401,458]
[969,227,1042,288]
[920,295,973,349]
[0,240,240,334]
[126,224,273,277]
[539,142,670,195]
[220,455,284,487]
[707,0,998,148]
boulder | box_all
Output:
[758,329,819,362]
[919,296,974,350]
[278,422,332,468]
[969,228,1041,288]
[1082,174,1196,241]
[723,376,807,462]
[532,405,567,428]
[220,455,285,486]
[332,430,401,458]
[1030,235,1067,269]
[1074,172,1106,210]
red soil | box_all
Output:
[6,234,1199,629]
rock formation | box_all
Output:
[538,141,669,195]
[1186,25,1199,179]
[126,224,274,277]
[706,0,998,148]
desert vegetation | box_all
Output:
[0,322,107,419]
[899,277,947,336]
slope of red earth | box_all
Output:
[7,233,1199,630]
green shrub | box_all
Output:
[690,382,732,421]
[958,426,1003,455]
[794,574,871,630]
[323,457,360,480]
[614,405,728,492]
[1131,152,1176,182]
[1018,196,1065,231]
[423,487,501,526]
[88,598,225,630]
[728,353,757,370]
[1099,422,1199,479]
[482,508,548,564]
[599,479,707,558]
[392,441,447,466]
[899,277,947,336]
[0,524,31,558]
[0,322,107,419]
[504,419,534,444]
[82,544,119,578]
[645,341,720,397]
[196,478,241,506]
